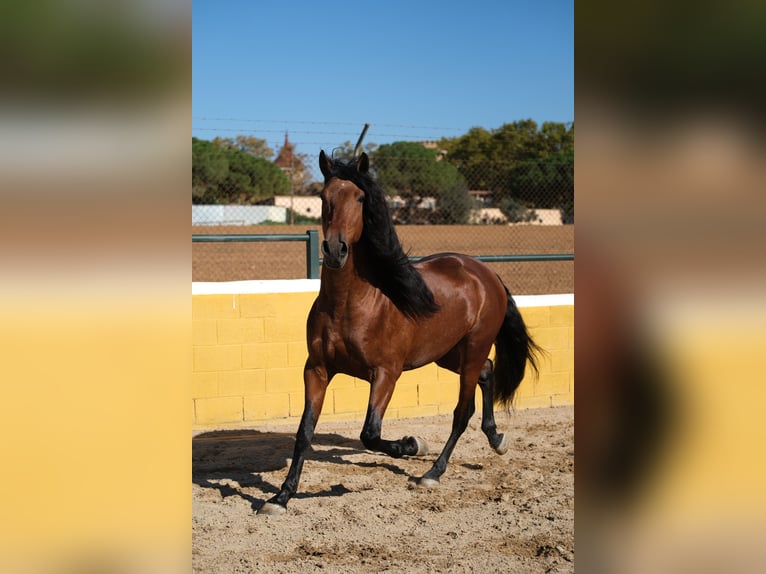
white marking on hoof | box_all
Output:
[418,477,440,488]
[412,436,429,456]
[257,502,287,516]
[494,434,509,455]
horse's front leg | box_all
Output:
[360,367,429,458]
[258,362,329,515]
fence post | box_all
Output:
[306,230,320,279]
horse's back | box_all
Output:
[406,252,508,362]
[414,252,505,298]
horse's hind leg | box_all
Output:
[478,359,509,455]
[418,362,482,487]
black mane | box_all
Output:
[323,156,439,318]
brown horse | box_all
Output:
[258,151,541,515]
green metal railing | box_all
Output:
[192,230,321,279]
[192,230,574,280]
[411,254,574,263]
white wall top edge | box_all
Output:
[192,280,573,306]
[192,279,321,295]
[512,293,573,307]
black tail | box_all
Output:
[493,285,544,410]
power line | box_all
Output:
[191,117,468,132]
[193,128,449,141]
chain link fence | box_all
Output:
[193,153,573,294]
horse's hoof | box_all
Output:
[418,477,440,488]
[412,436,429,456]
[494,434,509,455]
[257,502,287,516]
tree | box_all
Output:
[511,153,574,223]
[222,149,290,203]
[212,135,273,159]
[372,141,469,224]
[327,140,379,162]
[438,127,497,189]
[428,178,473,224]
[497,197,539,224]
[192,137,228,203]
[191,137,290,204]
[539,121,574,154]
[440,120,574,220]
[442,120,551,191]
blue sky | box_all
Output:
[193,1,573,154]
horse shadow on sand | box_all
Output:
[192,428,413,512]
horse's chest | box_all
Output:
[319,319,379,374]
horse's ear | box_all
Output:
[356,152,369,174]
[319,150,333,180]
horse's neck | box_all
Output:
[318,254,376,315]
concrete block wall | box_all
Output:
[192,280,573,429]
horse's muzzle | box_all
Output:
[322,238,349,269]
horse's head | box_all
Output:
[318,150,369,270]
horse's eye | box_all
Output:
[357,195,365,204]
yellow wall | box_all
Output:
[192,289,573,429]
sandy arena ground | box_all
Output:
[193,405,573,573]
